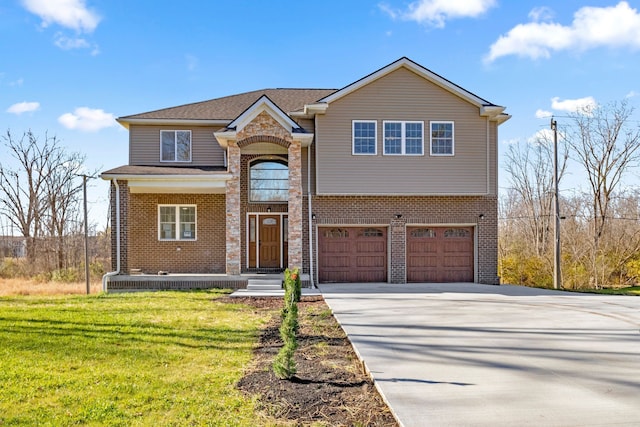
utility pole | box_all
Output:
[551,117,562,289]
[77,174,96,294]
[83,175,90,294]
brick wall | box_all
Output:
[310,195,499,284]
[126,193,226,274]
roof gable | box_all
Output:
[229,95,300,132]
[319,57,493,107]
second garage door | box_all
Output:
[407,226,474,283]
[318,227,387,283]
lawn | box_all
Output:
[0,290,270,426]
[582,286,640,296]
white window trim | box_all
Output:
[383,120,424,156]
[160,130,192,163]
[352,120,377,156]
[430,121,455,156]
[158,205,197,241]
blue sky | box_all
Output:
[2,0,640,229]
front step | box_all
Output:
[246,278,282,291]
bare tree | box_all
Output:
[503,132,568,257]
[567,100,640,288]
[0,130,92,272]
[0,130,49,263]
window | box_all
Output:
[249,159,288,202]
[352,121,377,155]
[383,121,423,155]
[158,205,196,240]
[444,228,470,238]
[411,228,436,238]
[430,122,454,155]
[161,130,191,162]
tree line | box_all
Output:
[0,130,108,279]
[500,100,640,289]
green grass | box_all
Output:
[577,286,640,296]
[0,290,270,426]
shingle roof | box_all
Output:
[119,88,337,121]
[101,165,227,176]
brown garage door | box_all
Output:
[407,226,474,283]
[318,227,387,283]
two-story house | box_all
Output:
[101,57,509,290]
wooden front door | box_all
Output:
[259,215,280,268]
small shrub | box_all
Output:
[51,268,80,283]
[273,267,301,380]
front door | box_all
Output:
[259,215,280,268]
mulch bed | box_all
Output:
[220,295,398,426]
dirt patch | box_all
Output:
[221,295,397,426]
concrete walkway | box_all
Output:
[319,282,640,427]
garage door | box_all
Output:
[319,227,387,283]
[407,226,474,283]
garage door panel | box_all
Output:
[407,226,474,283]
[356,242,386,253]
[323,256,351,268]
[356,255,386,268]
[319,227,387,283]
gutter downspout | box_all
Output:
[101,179,121,292]
[307,144,315,289]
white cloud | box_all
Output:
[58,107,116,132]
[551,96,597,113]
[535,109,553,119]
[54,33,90,50]
[380,0,496,28]
[485,1,640,62]
[501,137,521,145]
[528,6,554,22]
[21,0,100,32]
[625,90,639,99]
[7,101,40,115]
[527,128,554,144]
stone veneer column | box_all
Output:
[225,142,241,275]
[288,141,303,269]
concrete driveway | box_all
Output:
[318,283,640,427]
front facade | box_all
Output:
[102,57,509,286]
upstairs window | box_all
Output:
[159,205,196,240]
[430,122,454,156]
[161,130,191,162]
[250,159,289,202]
[383,121,423,155]
[352,120,377,155]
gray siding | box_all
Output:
[129,125,225,166]
[315,67,495,195]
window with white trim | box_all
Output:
[383,121,423,155]
[161,130,191,162]
[430,121,454,155]
[158,205,196,240]
[352,120,377,155]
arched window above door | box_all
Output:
[249,159,289,202]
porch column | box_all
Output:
[225,142,241,275]
[288,141,303,269]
